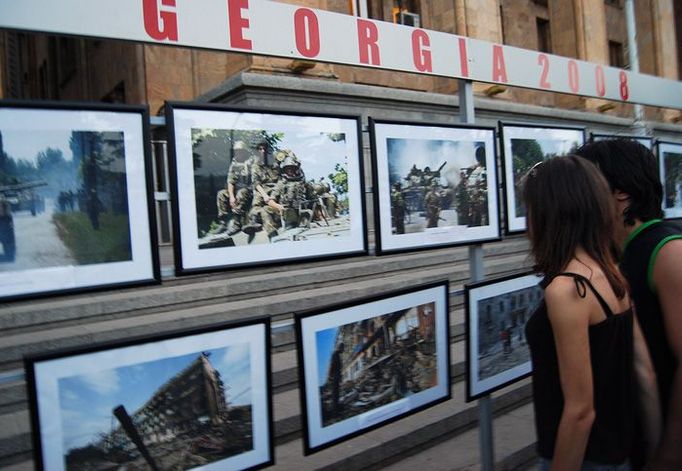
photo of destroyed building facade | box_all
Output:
[319,302,438,427]
[477,285,542,382]
[64,353,253,470]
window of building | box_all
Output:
[533,0,548,6]
[392,0,420,27]
[605,0,622,8]
[536,18,552,53]
[367,0,420,27]
[609,40,625,68]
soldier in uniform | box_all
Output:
[243,142,282,238]
[424,181,442,228]
[391,181,406,234]
[310,178,337,222]
[455,146,488,227]
[215,140,254,235]
[265,150,313,239]
[466,146,488,226]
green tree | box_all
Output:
[511,139,544,176]
[328,163,348,197]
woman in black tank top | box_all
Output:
[522,156,660,470]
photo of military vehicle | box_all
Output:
[0,181,46,262]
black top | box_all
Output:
[526,273,635,464]
[621,219,681,418]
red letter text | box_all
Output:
[294,8,320,58]
[568,60,580,93]
[458,38,469,77]
[357,19,380,65]
[228,0,252,50]
[412,30,432,72]
[538,54,551,89]
[492,45,508,83]
[143,0,178,42]
[594,65,606,97]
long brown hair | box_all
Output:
[522,155,627,298]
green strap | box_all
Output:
[648,235,682,293]
[623,219,662,251]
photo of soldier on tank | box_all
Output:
[192,127,352,248]
[387,137,491,234]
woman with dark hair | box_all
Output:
[523,155,660,470]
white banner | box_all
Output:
[1,0,681,108]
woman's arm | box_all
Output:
[545,278,595,471]
[632,314,662,461]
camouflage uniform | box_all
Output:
[466,164,488,226]
[391,183,406,234]
[215,142,254,234]
[265,151,313,237]
[311,180,337,221]
[243,157,281,236]
[424,186,441,228]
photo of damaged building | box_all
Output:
[320,302,438,427]
[64,353,253,470]
[477,285,543,381]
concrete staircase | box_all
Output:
[0,236,539,470]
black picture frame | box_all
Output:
[369,118,501,255]
[465,271,543,401]
[25,317,274,471]
[657,141,682,220]
[590,132,653,149]
[0,100,160,301]
[499,121,586,234]
[295,281,451,454]
[166,102,367,274]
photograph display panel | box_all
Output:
[658,142,682,219]
[0,103,157,300]
[465,272,543,401]
[591,133,653,149]
[296,282,451,454]
[26,319,273,471]
[370,120,499,254]
[168,104,366,273]
[500,123,585,233]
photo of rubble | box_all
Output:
[316,301,438,428]
[476,284,542,382]
[387,138,489,234]
[56,345,254,470]
[192,127,350,248]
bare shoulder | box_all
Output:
[544,276,586,319]
[545,276,582,304]
[654,238,682,275]
[545,277,591,336]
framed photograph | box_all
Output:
[657,141,682,219]
[465,272,543,401]
[590,133,653,150]
[369,119,500,254]
[296,281,451,454]
[167,103,366,274]
[0,101,159,301]
[26,318,274,471]
[500,122,585,234]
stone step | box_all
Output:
[0,254,530,372]
[0,238,529,332]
